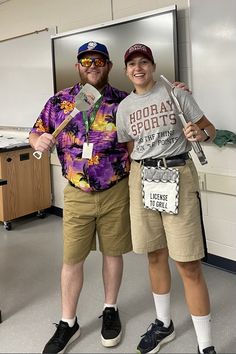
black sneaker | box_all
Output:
[100,307,122,347]
[42,319,80,353]
[137,319,175,354]
[198,346,216,354]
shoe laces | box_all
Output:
[141,320,163,338]
[99,309,116,329]
[51,322,69,344]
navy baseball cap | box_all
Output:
[124,43,154,64]
[77,41,110,60]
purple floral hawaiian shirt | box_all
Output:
[30,83,129,192]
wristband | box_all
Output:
[201,129,210,142]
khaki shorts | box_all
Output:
[63,177,132,264]
[129,159,205,262]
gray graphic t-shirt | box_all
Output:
[116,81,204,160]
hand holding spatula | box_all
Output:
[33,83,101,159]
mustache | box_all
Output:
[80,73,109,90]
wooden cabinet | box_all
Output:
[0,146,51,228]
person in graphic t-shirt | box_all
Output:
[116,43,217,354]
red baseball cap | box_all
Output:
[124,43,154,64]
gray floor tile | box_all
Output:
[0,214,235,353]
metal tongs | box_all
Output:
[160,75,207,165]
[33,83,101,159]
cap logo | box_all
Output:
[87,41,98,50]
[128,44,147,54]
[78,41,109,60]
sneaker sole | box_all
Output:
[101,331,122,347]
[58,327,81,354]
[137,330,175,354]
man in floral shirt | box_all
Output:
[29,41,132,353]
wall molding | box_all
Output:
[203,254,236,275]
[49,206,63,217]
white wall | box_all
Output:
[1,0,235,262]
[0,0,112,38]
[0,0,190,82]
[189,0,236,262]
[192,144,236,261]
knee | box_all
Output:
[62,260,84,274]
[148,248,168,265]
[176,260,202,281]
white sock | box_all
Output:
[153,292,171,328]
[191,314,212,353]
[61,317,76,327]
[103,303,117,311]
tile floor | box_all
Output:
[0,214,235,353]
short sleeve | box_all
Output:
[116,103,133,143]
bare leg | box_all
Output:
[175,260,210,315]
[136,248,175,353]
[175,260,213,352]
[61,261,85,318]
[148,247,171,294]
[102,255,123,304]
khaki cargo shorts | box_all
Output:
[129,159,205,262]
[63,177,132,264]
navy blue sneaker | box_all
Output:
[42,319,80,353]
[198,346,216,354]
[137,319,175,354]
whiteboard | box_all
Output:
[190,0,236,132]
[0,29,54,128]
[52,6,178,93]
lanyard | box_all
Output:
[82,96,102,142]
